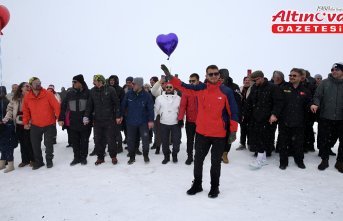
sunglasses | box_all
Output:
[288,74,298,77]
[207,72,220,77]
[165,86,173,89]
[189,80,196,83]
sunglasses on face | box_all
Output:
[189,80,196,83]
[165,86,173,89]
[207,72,220,77]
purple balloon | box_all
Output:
[156,33,178,59]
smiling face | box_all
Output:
[165,83,174,93]
[206,68,220,84]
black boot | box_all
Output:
[155,146,160,155]
[172,154,178,163]
[46,160,53,169]
[162,155,170,164]
[185,155,193,165]
[143,154,150,163]
[318,159,329,170]
[208,186,220,198]
[295,160,306,169]
[70,158,81,166]
[186,180,203,195]
[128,156,135,165]
[334,161,343,173]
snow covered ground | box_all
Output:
[1,125,342,221]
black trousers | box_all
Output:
[185,121,196,156]
[30,124,56,164]
[239,119,248,145]
[127,123,150,157]
[193,133,225,188]
[161,124,181,155]
[94,120,116,160]
[278,123,304,164]
[16,125,34,163]
[70,127,92,161]
[153,115,161,148]
[248,121,274,153]
[318,118,343,161]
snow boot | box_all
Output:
[208,186,220,198]
[4,161,15,173]
[172,154,178,163]
[222,152,229,164]
[318,159,329,170]
[185,155,193,165]
[186,180,203,195]
[162,154,170,164]
[0,160,5,170]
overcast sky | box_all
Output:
[1,0,342,90]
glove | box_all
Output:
[228,132,236,144]
[2,118,9,124]
[178,120,184,128]
[161,64,172,81]
[83,117,89,125]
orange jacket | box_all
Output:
[23,88,60,127]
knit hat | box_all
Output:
[332,63,343,72]
[314,74,322,79]
[250,70,264,79]
[29,77,40,85]
[133,77,144,87]
[126,76,134,82]
[73,74,85,85]
[93,74,106,84]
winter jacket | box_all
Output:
[244,78,283,123]
[151,81,163,98]
[23,88,61,127]
[121,89,154,126]
[313,74,343,120]
[85,85,121,122]
[155,91,181,125]
[177,92,197,123]
[4,98,24,126]
[170,77,239,138]
[279,83,311,127]
[59,87,91,131]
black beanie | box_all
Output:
[126,77,134,82]
[73,74,85,85]
[332,63,343,72]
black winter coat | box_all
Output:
[244,78,283,123]
[85,85,121,121]
[279,83,311,127]
[59,87,91,131]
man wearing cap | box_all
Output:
[58,74,92,166]
[84,74,122,165]
[23,77,61,169]
[244,71,283,169]
[121,77,154,164]
[311,63,343,173]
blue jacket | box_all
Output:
[121,90,154,126]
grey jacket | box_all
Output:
[313,74,343,120]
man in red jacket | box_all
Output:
[177,73,200,165]
[162,64,239,198]
[23,77,60,170]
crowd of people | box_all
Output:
[0,62,342,198]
